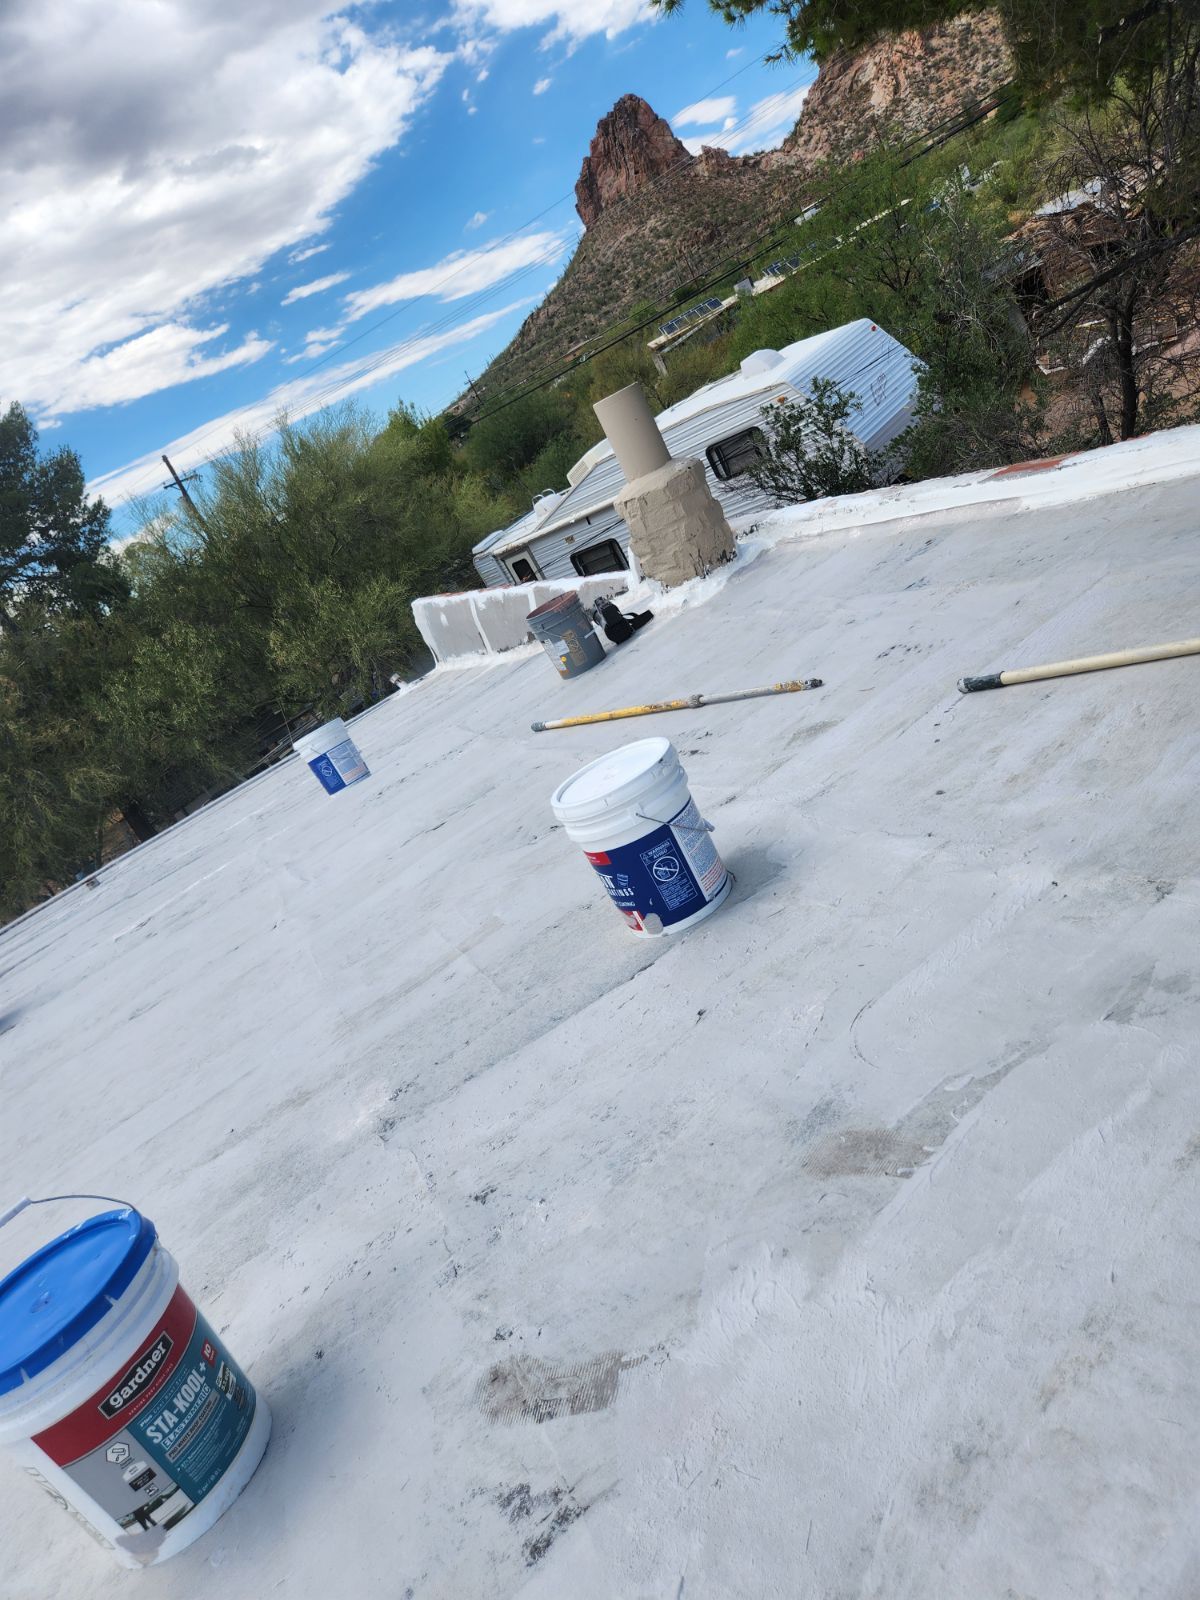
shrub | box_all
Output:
[749,378,880,506]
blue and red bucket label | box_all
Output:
[32,1287,256,1563]
[585,797,727,932]
[308,736,369,794]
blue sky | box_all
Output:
[0,1,816,517]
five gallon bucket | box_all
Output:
[293,715,369,794]
[0,1200,270,1569]
[551,737,730,937]
[526,591,606,679]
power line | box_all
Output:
[118,239,573,502]
[468,86,1021,418]
[467,84,1023,428]
[129,69,1016,505]
[122,49,802,503]
[212,64,815,431]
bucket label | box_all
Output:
[31,1286,256,1563]
[308,736,368,794]
[541,636,572,676]
[584,797,727,931]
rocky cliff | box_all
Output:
[575,94,693,228]
[471,14,1015,397]
[782,9,1012,167]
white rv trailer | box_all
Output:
[471,318,920,589]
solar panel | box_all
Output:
[706,297,722,311]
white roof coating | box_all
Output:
[4,430,1200,1598]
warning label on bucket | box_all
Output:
[308,737,368,794]
[31,1287,256,1561]
[584,798,727,930]
[668,797,725,898]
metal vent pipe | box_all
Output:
[593,384,671,481]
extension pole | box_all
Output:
[959,637,1200,694]
[531,678,823,733]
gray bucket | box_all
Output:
[526,591,606,679]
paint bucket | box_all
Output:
[551,737,730,937]
[526,592,606,679]
[293,716,370,794]
[0,1200,270,1569]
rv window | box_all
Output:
[571,540,627,577]
[706,428,766,482]
[509,556,539,582]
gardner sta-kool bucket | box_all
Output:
[293,715,370,795]
[551,737,730,937]
[0,1198,270,1569]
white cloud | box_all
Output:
[672,95,737,128]
[691,85,811,156]
[281,271,350,306]
[89,303,531,504]
[468,104,478,115]
[533,76,552,94]
[466,210,491,230]
[452,0,654,48]
[289,243,329,264]
[49,324,272,416]
[284,324,344,363]
[342,230,568,321]
[0,2,450,418]
[725,47,743,58]
[476,67,489,81]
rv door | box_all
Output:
[506,552,542,583]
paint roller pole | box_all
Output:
[959,637,1200,693]
[531,678,823,733]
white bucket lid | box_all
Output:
[292,717,348,759]
[551,737,677,822]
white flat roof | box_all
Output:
[5,436,1200,1596]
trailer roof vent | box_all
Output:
[740,349,784,376]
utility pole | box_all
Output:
[160,454,208,532]
[463,370,486,409]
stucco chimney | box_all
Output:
[593,383,735,588]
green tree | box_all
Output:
[1032,16,1200,443]
[651,0,1197,99]
[730,147,1044,473]
[750,377,879,504]
[0,403,125,632]
[463,389,577,484]
[0,610,130,914]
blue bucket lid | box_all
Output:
[0,1209,157,1397]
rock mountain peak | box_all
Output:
[575,94,691,228]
